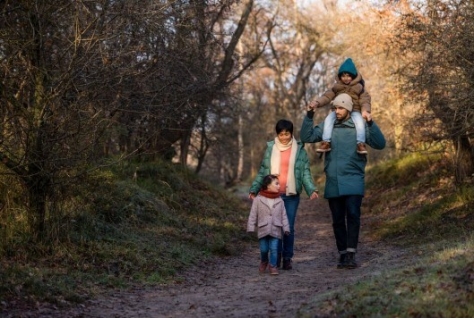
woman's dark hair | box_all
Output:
[261,174,279,190]
[275,119,293,135]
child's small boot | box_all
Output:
[357,143,368,154]
[259,261,268,273]
[269,266,279,275]
[317,141,331,153]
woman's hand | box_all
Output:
[309,191,319,200]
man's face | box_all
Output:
[335,106,350,121]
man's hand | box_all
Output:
[307,100,319,111]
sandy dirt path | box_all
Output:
[17,197,406,318]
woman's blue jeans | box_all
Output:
[328,195,363,253]
[259,235,280,267]
[279,194,300,260]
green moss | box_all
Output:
[0,159,252,306]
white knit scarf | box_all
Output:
[270,136,297,195]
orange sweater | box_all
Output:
[278,148,291,194]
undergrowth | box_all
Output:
[0,159,252,312]
[364,152,473,244]
[298,152,474,317]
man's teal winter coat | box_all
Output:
[300,116,386,198]
[249,140,318,196]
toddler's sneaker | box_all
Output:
[357,143,368,154]
[316,141,331,153]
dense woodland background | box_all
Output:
[1,0,473,252]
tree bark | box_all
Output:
[454,134,474,184]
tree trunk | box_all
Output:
[27,175,48,241]
[180,130,191,166]
[195,114,209,174]
[453,134,474,184]
[237,114,244,182]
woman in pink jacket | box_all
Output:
[247,174,290,275]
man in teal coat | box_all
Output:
[300,93,386,269]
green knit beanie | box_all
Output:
[338,58,358,79]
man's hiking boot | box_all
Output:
[259,261,268,273]
[316,141,331,153]
[357,143,368,154]
[269,266,279,275]
[337,253,347,269]
[346,252,357,269]
[282,259,292,270]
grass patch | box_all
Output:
[363,152,473,244]
[0,159,252,311]
[371,187,474,244]
[299,236,474,317]
[298,152,474,317]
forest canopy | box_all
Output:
[0,0,473,240]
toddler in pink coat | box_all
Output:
[247,174,290,275]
